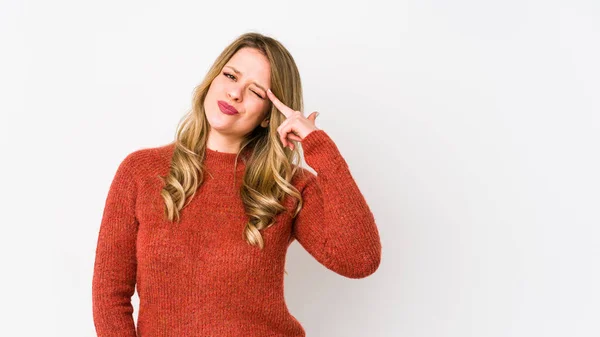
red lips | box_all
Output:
[217,100,239,115]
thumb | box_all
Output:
[307,111,319,121]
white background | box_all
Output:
[1,0,599,336]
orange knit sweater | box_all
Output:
[92,129,382,336]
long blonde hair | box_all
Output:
[160,32,306,249]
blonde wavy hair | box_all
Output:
[160,32,306,249]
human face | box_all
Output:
[203,47,271,139]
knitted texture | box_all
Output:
[92,129,382,336]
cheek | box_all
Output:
[246,100,267,116]
[254,101,268,120]
[207,80,222,95]
[209,75,229,91]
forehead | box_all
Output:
[225,47,271,84]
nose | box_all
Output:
[227,83,243,102]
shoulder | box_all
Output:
[117,142,176,177]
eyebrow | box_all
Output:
[224,65,267,92]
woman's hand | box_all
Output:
[267,88,319,151]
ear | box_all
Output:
[260,118,270,128]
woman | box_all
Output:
[92,32,382,337]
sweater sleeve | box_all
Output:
[292,129,382,279]
[92,152,139,337]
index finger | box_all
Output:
[267,89,294,118]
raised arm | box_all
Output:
[92,152,139,336]
[292,130,382,279]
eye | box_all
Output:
[224,71,264,99]
[252,91,264,99]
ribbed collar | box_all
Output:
[203,147,247,173]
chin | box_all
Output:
[204,111,232,134]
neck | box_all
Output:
[206,129,243,154]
